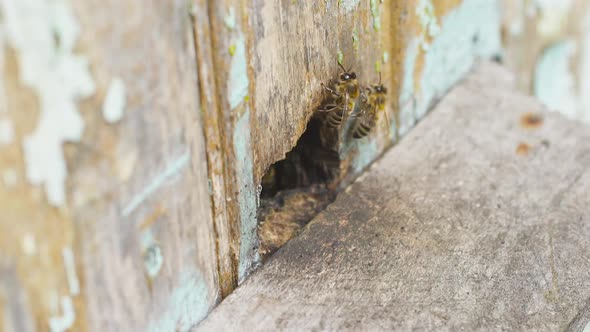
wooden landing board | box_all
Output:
[196,63,590,331]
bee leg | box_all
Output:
[318,103,338,113]
[321,82,340,97]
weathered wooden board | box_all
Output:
[196,62,590,331]
[0,1,219,330]
[200,0,502,288]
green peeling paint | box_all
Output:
[375,60,382,73]
[337,50,344,65]
[228,44,236,56]
[352,28,359,51]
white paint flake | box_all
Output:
[62,247,80,296]
[1,0,96,206]
[48,296,75,332]
[416,0,441,51]
[21,233,36,255]
[0,118,14,145]
[224,7,236,30]
[102,77,126,124]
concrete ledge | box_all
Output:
[196,63,590,331]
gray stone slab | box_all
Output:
[196,63,590,331]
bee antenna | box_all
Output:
[347,65,353,72]
[338,62,347,72]
[379,72,382,84]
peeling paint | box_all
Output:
[535,0,573,39]
[122,150,190,217]
[224,7,236,30]
[416,0,441,51]
[21,233,36,255]
[233,111,259,282]
[351,28,359,51]
[583,319,590,332]
[370,0,381,31]
[147,270,209,332]
[102,77,126,124]
[143,243,163,278]
[339,0,360,14]
[398,39,420,136]
[534,40,578,119]
[337,50,344,65]
[352,140,378,173]
[1,0,96,206]
[0,117,14,145]
[382,51,389,63]
[416,0,501,121]
[48,296,75,332]
[62,247,79,296]
[227,35,249,109]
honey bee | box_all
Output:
[318,63,360,128]
[351,75,388,139]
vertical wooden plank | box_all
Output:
[0,0,220,330]
[69,1,219,330]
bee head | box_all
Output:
[374,84,387,94]
[338,63,356,82]
[339,71,356,81]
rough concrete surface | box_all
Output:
[196,63,590,331]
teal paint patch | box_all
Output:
[370,0,381,31]
[233,111,259,282]
[227,35,249,109]
[351,139,379,173]
[534,40,578,119]
[398,39,420,136]
[147,270,210,332]
[416,0,501,120]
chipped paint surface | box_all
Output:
[147,270,210,332]
[62,247,80,296]
[534,40,578,119]
[0,118,14,145]
[102,77,126,124]
[48,296,75,332]
[1,0,95,206]
[224,7,236,30]
[351,140,379,173]
[416,0,441,51]
[370,0,381,31]
[233,111,259,282]
[401,0,501,134]
[227,35,249,109]
[122,151,190,217]
[339,0,361,14]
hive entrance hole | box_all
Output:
[257,116,340,259]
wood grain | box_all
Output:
[197,62,590,331]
